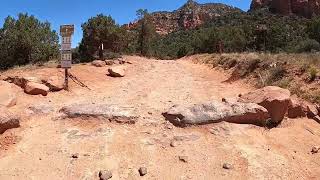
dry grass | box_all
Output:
[192,52,320,103]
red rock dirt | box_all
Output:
[0,56,319,179]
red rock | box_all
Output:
[24,82,49,96]
[42,76,64,92]
[302,101,319,118]
[0,81,17,107]
[163,100,270,127]
[108,66,126,77]
[250,0,320,18]
[288,95,306,118]
[238,86,291,123]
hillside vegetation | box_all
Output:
[1,1,320,69]
[192,53,320,103]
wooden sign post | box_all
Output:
[60,25,74,90]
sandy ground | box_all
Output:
[0,56,320,180]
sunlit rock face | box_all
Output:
[250,0,320,18]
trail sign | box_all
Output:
[60,24,74,90]
[60,25,74,37]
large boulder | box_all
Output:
[0,81,17,107]
[42,76,64,91]
[24,82,49,96]
[238,86,290,123]
[108,66,126,77]
[59,103,137,124]
[0,107,20,134]
[162,100,269,127]
[92,60,106,67]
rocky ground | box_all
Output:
[0,56,320,180]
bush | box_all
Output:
[0,13,59,70]
[309,67,318,82]
[295,39,320,53]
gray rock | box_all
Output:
[138,167,147,176]
[28,104,54,114]
[163,100,269,127]
[59,103,137,124]
[0,107,20,134]
[99,170,112,180]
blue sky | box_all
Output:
[0,0,251,47]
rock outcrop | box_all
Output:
[125,0,242,34]
[59,103,137,124]
[250,0,320,18]
[238,86,291,123]
[162,100,269,127]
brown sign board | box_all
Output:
[61,60,72,68]
[60,25,74,36]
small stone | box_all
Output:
[71,153,79,159]
[138,167,147,176]
[99,170,112,180]
[170,140,179,147]
[165,123,173,130]
[179,156,188,163]
[222,98,227,103]
[223,163,233,170]
[311,146,319,154]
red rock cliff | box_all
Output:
[250,0,320,18]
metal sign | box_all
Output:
[60,24,74,90]
[61,60,72,68]
[61,43,71,51]
[60,25,74,37]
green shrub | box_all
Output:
[309,67,318,81]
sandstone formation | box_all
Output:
[238,86,291,123]
[0,81,17,107]
[250,0,320,18]
[59,103,137,124]
[125,0,242,34]
[24,82,49,96]
[0,107,20,134]
[163,100,269,127]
